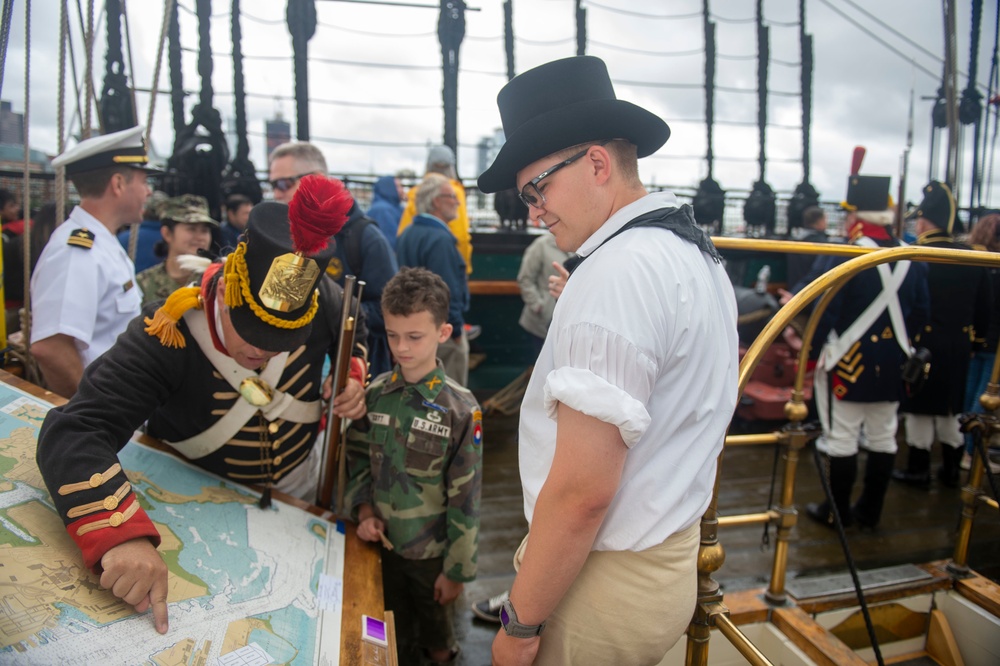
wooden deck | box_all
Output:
[454,409,1000,665]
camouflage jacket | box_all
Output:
[136,262,187,307]
[345,362,482,582]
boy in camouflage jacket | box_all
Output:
[346,267,482,665]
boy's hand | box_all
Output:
[330,377,366,420]
[356,516,386,543]
[433,573,463,605]
[100,538,169,634]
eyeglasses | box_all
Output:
[436,192,458,201]
[517,141,610,209]
[268,173,315,193]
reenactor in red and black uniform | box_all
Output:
[36,175,370,634]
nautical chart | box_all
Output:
[0,380,345,665]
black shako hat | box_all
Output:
[477,56,670,193]
[226,201,338,351]
[906,180,961,235]
[844,175,891,212]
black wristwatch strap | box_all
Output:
[500,598,545,638]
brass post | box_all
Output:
[948,413,998,576]
[686,452,727,666]
[764,422,814,605]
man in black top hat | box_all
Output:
[895,181,994,488]
[477,56,738,665]
[35,175,370,635]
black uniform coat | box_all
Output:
[902,231,994,415]
[810,237,930,403]
[35,274,366,571]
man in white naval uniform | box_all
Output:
[30,126,157,397]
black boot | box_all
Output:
[852,451,896,530]
[892,447,931,488]
[806,454,857,529]
[937,445,964,488]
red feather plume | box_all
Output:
[288,174,353,255]
[850,146,866,176]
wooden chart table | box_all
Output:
[0,370,387,665]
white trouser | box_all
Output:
[902,413,963,450]
[816,399,900,457]
[275,438,323,501]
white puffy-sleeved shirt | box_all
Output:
[519,191,739,552]
[30,206,143,367]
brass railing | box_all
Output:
[685,238,1000,666]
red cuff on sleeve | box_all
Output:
[67,496,162,573]
[349,356,367,385]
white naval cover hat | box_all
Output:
[52,125,162,176]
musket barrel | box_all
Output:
[316,276,357,510]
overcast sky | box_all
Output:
[3,0,998,209]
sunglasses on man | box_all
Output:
[269,173,317,193]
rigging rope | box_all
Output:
[144,0,173,146]
[962,0,985,212]
[286,0,316,141]
[0,0,14,99]
[503,0,514,81]
[21,0,41,384]
[693,3,725,234]
[165,0,229,219]
[221,0,262,205]
[83,0,95,137]
[168,0,184,140]
[57,0,68,227]
[439,0,466,154]
[744,0,776,236]
[799,0,813,184]
[787,0,819,231]
[100,0,135,134]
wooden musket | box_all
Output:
[316,276,365,512]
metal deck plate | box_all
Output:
[786,564,934,600]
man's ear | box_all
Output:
[439,322,453,342]
[589,144,612,186]
[107,172,127,197]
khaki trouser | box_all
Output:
[513,522,700,666]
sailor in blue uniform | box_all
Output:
[896,181,994,488]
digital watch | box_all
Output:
[500,598,546,638]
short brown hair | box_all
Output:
[802,206,826,229]
[70,166,134,198]
[968,213,1000,252]
[382,267,451,326]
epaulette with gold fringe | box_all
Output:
[144,286,203,348]
[67,228,95,249]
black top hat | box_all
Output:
[477,56,670,193]
[906,180,960,234]
[225,177,351,351]
[844,175,891,212]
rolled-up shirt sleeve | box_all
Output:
[543,322,655,447]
